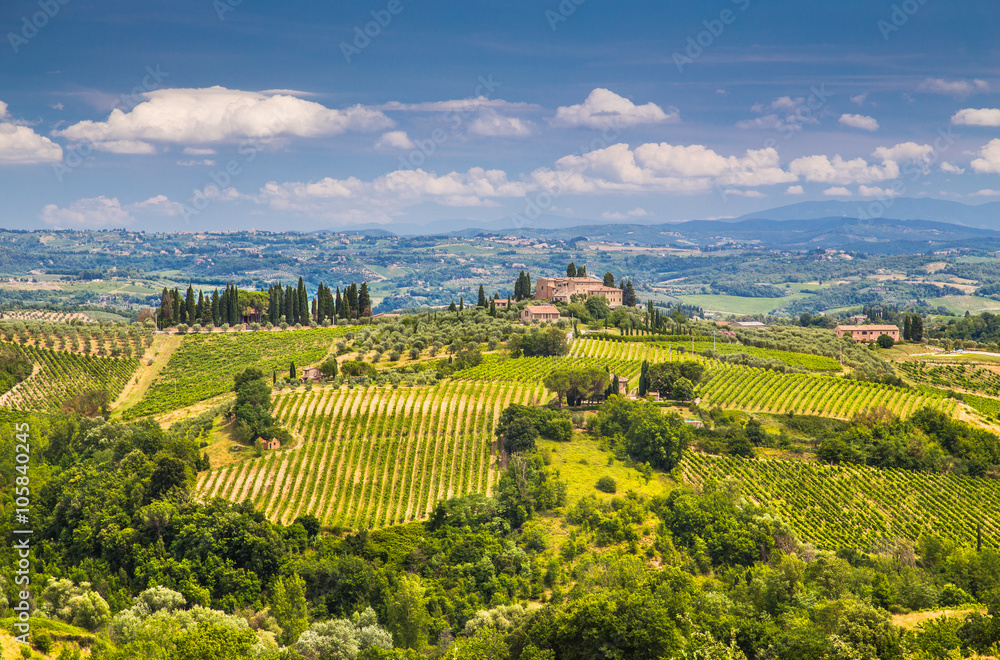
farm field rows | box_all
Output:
[197,380,545,529]
[682,452,1000,550]
[0,342,139,411]
[898,360,1000,397]
[124,327,350,419]
[698,364,955,418]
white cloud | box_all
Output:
[971,139,1000,174]
[859,185,898,198]
[258,167,528,212]
[850,93,868,106]
[737,96,820,132]
[971,189,1000,197]
[377,97,539,113]
[602,207,649,220]
[872,142,934,164]
[132,194,185,215]
[531,142,795,195]
[785,185,804,195]
[0,101,63,164]
[93,140,157,155]
[839,113,879,131]
[55,86,393,147]
[722,189,766,198]
[468,109,537,137]
[374,131,416,150]
[918,78,989,97]
[176,159,215,167]
[940,162,965,174]
[952,108,1000,127]
[823,187,852,197]
[40,196,134,228]
[550,88,679,129]
[789,154,898,185]
[184,147,216,155]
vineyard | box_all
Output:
[125,327,350,418]
[682,452,1000,551]
[571,336,840,371]
[0,320,153,358]
[1,310,92,323]
[197,380,545,528]
[0,342,138,411]
[698,364,955,418]
[454,355,645,384]
[898,360,1000,397]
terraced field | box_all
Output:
[683,452,1000,550]
[197,380,545,529]
[698,364,955,418]
[124,327,350,419]
[0,342,138,411]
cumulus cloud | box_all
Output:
[374,131,416,150]
[952,108,1000,127]
[93,140,157,155]
[859,185,898,198]
[0,101,63,164]
[789,154,898,185]
[972,139,1000,174]
[55,86,393,147]
[176,159,215,167]
[971,189,1000,197]
[258,167,528,212]
[850,93,868,106]
[531,142,795,195]
[550,89,678,129]
[132,194,186,215]
[377,97,539,113]
[785,185,804,195]
[839,114,879,131]
[468,109,537,137]
[737,96,821,132]
[40,196,134,228]
[184,147,216,155]
[872,142,934,165]
[823,187,852,197]
[940,162,965,174]
[602,207,649,220]
[918,78,989,97]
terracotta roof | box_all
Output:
[523,305,560,314]
[835,324,899,331]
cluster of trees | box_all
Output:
[158,283,249,329]
[590,395,692,470]
[509,326,568,357]
[639,360,704,401]
[543,367,610,406]
[495,404,573,454]
[903,313,924,341]
[512,271,533,301]
[231,367,290,447]
[711,281,790,298]
[158,279,373,329]
[936,311,1000,344]
[565,262,587,278]
[818,406,1000,475]
[0,346,32,394]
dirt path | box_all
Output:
[112,334,183,416]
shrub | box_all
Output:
[595,476,617,493]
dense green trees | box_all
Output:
[232,367,275,442]
[509,327,568,358]
[513,271,532,301]
[496,404,572,452]
[543,367,609,406]
[592,396,692,470]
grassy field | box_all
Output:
[927,295,1000,314]
[678,293,809,315]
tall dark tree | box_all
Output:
[911,314,924,342]
[603,272,616,287]
[903,315,912,341]
[335,286,342,318]
[477,285,487,308]
[624,280,637,307]
[577,265,587,278]
[212,289,221,326]
[171,288,181,325]
[566,262,577,278]
[185,286,196,325]
[358,282,371,318]
[196,290,206,324]
[297,277,308,325]
[158,288,172,328]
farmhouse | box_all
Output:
[834,324,900,342]
[256,437,281,450]
[520,305,561,323]
[493,298,511,309]
[534,276,623,307]
[302,367,322,381]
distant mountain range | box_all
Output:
[335,198,1000,253]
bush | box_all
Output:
[595,476,617,493]
[877,333,895,349]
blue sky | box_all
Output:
[1,0,999,232]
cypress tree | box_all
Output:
[449,301,457,313]
[159,288,171,328]
[489,298,496,317]
[459,297,464,312]
[285,285,295,323]
[196,290,205,324]
[298,277,308,325]
[212,289,220,326]
[172,288,180,325]
[567,262,577,278]
[335,286,342,318]
[347,283,359,319]
[477,285,487,308]
[359,282,371,317]
[185,286,196,324]
[639,360,649,396]
[903,315,912,341]
[289,361,296,380]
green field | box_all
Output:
[678,293,808,315]
[124,327,350,418]
[683,452,1000,551]
[927,295,1000,314]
